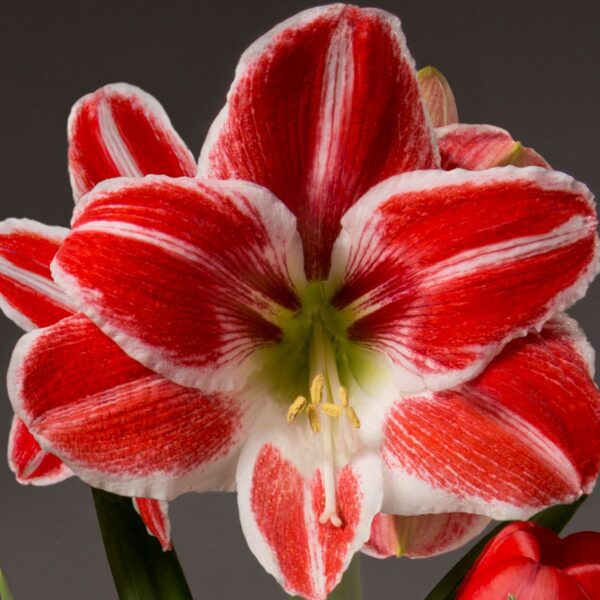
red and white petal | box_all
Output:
[133,498,172,551]
[437,124,550,170]
[381,316,600,521]
[68,83,196,202]
[330,167,598,393]
[237,406,383,600]
[0,219,74,330]
[52,176,304,391]
[362,512,489,559]
[199,5,437,279]
[417,66,459,128]
[8,313,251,500]
[8,415,72,485]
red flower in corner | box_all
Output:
[457,522,600,599]
[1,5,600,599]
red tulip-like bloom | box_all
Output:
[457,522,600,599]
[1,5,600,599]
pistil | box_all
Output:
[286,318,361,527]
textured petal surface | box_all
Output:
[381,316,600,520]
[133,498,172,551]
[199,4,437,279]
[437,123,550,170]
[362,512,489,559]
[8,416,72,485]
[9,314,249,499]
[68,83,196,201]
[330,167,598,392]
[0,219,74,330]
[417,66,458,128]
[237,406,382,600]
[53,176,304,391]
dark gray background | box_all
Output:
[0,1,598,598]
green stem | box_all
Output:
[425,495,587,600]
[92,488,193,600]
[292,553,362,600]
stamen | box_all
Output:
[338,386,349,407]
[320,403,343,418]
[287,395,308,423]
[307,405,321,433]
[310,374,325,404]
[345,406,361,429]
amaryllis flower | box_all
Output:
[3,5,600,599]
[456,522,600,599]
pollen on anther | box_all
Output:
[338,386,349,407]
[287,395,308,423]
[307,405,321,433]
[320,403,343,418]
[346,406,361,429]
[310,374,325,404]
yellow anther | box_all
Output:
[310,374,325,404]
[287,396,308,423]
[338,386,349,407]
[320,403,343,418]
[307,405,321,433]
[346,406,361,429]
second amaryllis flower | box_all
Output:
[3,5,600,599]
[457,522,600,599]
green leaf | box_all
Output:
[528,496,587,531]
[92,488,193,600]
[424,495,587,600]
[291,553,362,600]
[0,569,15,600]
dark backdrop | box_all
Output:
[0,1,598,598]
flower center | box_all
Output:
[286,317,361,527]
[256,281,388,526]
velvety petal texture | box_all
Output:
[0,219,74,330]
[68,83,196,201]
[417,66,459,128]
[199,4,438,279]
[237,407,382,600]
[9,314,248,499]
[437,123,550,170]
[382,316,600,520]
[8,416,72,485]
[330,167,598,392]
[52,176,305,391]
[133,498,172,551]
[362,512,490,559]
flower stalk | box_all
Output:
[92,488,193,600]
[0,570,14,600]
